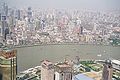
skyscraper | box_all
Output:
[1,3,8,17]
[4,27,9,39]
[15,10,20,20]
[4,3,8,16]
[1,3,9,39]
[35,19,41,30]
[27,7,32,23]
[41,60,54,80]
[1,14,9,39]
[102,59,113,80]
[1,17,9,39]
[41,19,45,30]
[0,13,1,21]
[80,26,83,35]
[0,49,17,80]
[0,22,2,36]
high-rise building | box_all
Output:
[1,3,8,17]
[55,62,72,80]
[4,4,8,16]
[1,15,6,21]
[15,10,20,20]
[41,60,54,80]
[0,13,1,21]
[2,3,8,16]
[93,23,97,33]
[9,10,15,32]
[102,59,113,80]
[35,19,41,30]
[1,21,8,39]
[0,22,2,36]
[27,7,32,23]
[80,26,83,35]
[1,3,9,40]
[0,49,17,80]
[41,19,46,30]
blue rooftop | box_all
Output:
[72,74,94,80]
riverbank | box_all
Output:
[15,42,119,48]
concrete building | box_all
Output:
[112,59,120,71]
[41,60,54,80]
[55,62,72,80]
[102,59,113,80]
[80,26,83,35]
[0,49,17,80]
[15,10,21,20]
[27,7,32,23]
[0,13,1,21]
[1,14,9,39]
[0,22,2,36]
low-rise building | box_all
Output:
[55,62,72,80]
[41,60,54,80]
[112,59,120,71]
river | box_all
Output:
[16,44,120,72]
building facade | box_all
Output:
[55,62,72,80]
[0,49,17,80]
[102,60,113,80]
[41,60,54,80]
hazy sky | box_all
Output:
[2,0,120,10]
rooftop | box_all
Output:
[2,47,14,52]
[41,60,53,66]
[56,63,71,68]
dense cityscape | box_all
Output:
[0,3,120,46]
[0,1,120,80]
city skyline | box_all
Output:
[0,0,120,80]
[1,0,120,10]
